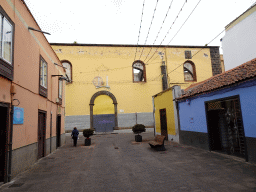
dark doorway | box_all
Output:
[0,105,8,183]
[207,109,226,151]
[206,97,247,159]
[38,111,46,159]
[56,115,61,148]
[160,108,168,140]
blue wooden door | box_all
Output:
[93,114,115,132]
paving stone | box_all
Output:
[0,131,256,192]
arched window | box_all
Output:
[132,61,146,82]
[61,60,72,82]
[184,61,196,82]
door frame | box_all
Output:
[38,110,46,159]
[205,95,248,161]
[89,91,118,129]
[0,102,9,183]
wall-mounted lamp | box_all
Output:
[51,75,68,81]
[54,63,67,69]
[28,27,51,35]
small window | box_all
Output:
[0,6,14,80]
[39,56,48,97]
[62,61,72,82]
[133,61,146,82]
[58,79,63,99]
[185,50,192,59]
[184,61,196,82]
[58,78,63,104]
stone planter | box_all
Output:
[135,135,142,142]
[85,138,91,146]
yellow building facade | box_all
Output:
[153,88,175,140]
[51,43,222,132]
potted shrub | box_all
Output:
[83,128,94,146]
[132,124,146,142]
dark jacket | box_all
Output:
[71,129,79,138]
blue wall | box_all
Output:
[178,79,256,138]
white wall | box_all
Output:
[222,11,256,71]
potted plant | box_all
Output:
[132,124,146,142]
[83,128,94,146]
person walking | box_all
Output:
[71,127,79,147]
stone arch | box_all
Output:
[89,91,118,129]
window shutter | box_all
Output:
[185,50,192,59]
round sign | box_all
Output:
[92,76,103,87]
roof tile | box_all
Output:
[179,58,256,99]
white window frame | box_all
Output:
[62,61,72,82]
[0,13,13,65]
[58,79,63,99]
[40,57,47,88]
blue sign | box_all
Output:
[13,107,24,124]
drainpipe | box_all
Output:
[172,86,181,143]
[50,112,52,153]
[161,61,168,91]
[152,96,156,136]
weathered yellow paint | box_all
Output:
[154,89,175,135]
[94,95,114,115]
[52,45,215,117]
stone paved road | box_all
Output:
[1,131,256,192]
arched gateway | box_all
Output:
[89,91,118,132]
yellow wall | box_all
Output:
[154,89,175,135]
[94,95,114,115]
[51,45,215,117]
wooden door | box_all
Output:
[0,105,8,183]
[38,112,46,159]
[56,115,61,148]
[160,109,168,140]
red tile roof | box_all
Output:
[178,58,256,99]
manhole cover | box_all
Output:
[9,183,24,188]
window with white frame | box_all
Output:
[0,13,13,64]
[58,79,63,99]
[184,61,196,81]
[39,56,48,97]
[0,6,14,80]
[62,61,72,82]
[40,57,47,87]
[132,61,146,82]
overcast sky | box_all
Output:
[24,0,255,50]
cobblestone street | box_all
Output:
[1,131,256,192]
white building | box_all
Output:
[222,3,256,71]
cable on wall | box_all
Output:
[145,0,202,64]
[164,29,225,77]
[144,0,188,63]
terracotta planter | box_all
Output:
[85,138,91,146]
